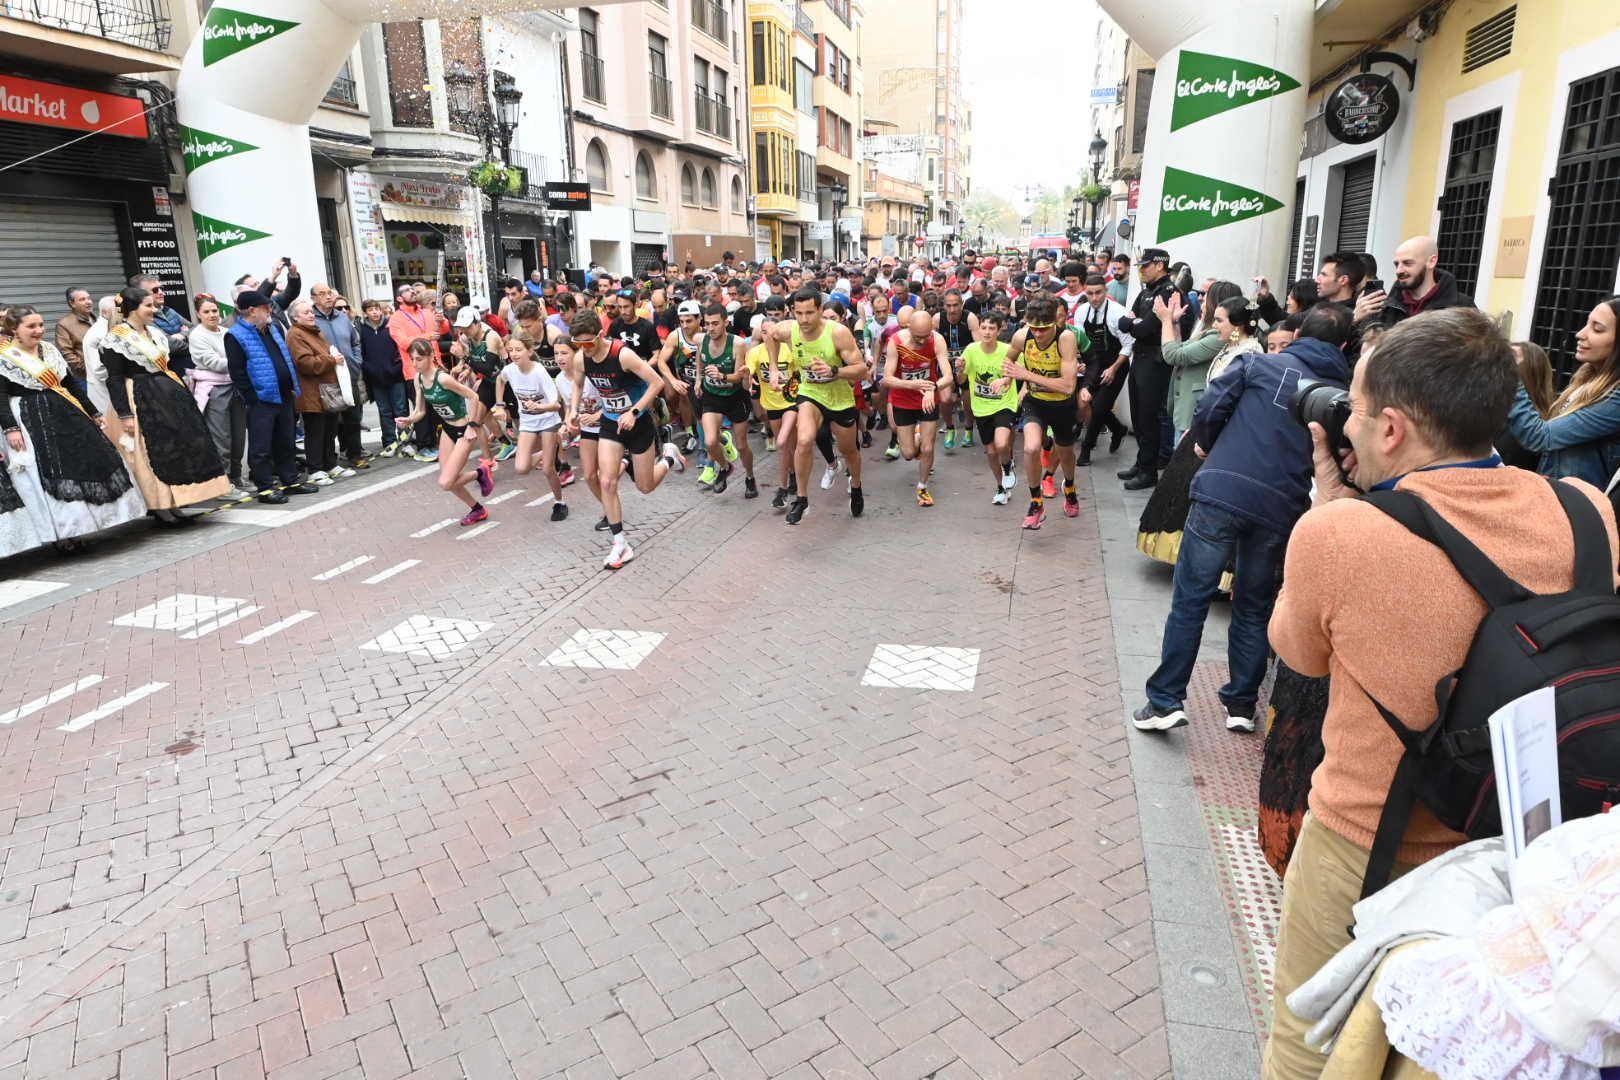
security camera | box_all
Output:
[1405,11,1438,42]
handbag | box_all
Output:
[318,381,347,412]
[333,356,356,408]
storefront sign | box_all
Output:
[0,74,150,139]
[1496,215,1533,279]
[1156,166,1283,242]
[346,172,391,300]
[544,182,592,212]
[180,124,257,173]
[127,186,189,317]
[378,177,469,211]
[1171,50,1301,131]
[201,6,300,67]
[1089,87,1119,105]
[1127,179,1140,210]
[1324,72,1400,145]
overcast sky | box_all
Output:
[962,0,1101,207]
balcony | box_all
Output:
[323,63,358,108]
[794,3,814,37]
[580,51,605,103]
[1,0,177,72]
[693,0,727,42]
[693,91,731,138]
[508,149,550,201]
[649,74,672,119]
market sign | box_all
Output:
[1170,50,1301,131]
[1156,166,1284,241]
[1324,72,1400,145]
[0,75,149,140]
[543,182,593,212]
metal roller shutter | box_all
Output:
[1287,177,1305,285]
[0,199,125,322]
[1336,157,1376,253]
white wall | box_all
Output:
[493,12,572,185]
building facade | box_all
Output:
[565,0,751,277]
[861,166,926,259]
[803,0,863,261]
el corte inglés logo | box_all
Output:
[201,7,300,66]
[192,211,269,261]
[1156,167,1284,241]
[180,124,257,172]
[1171,50,1301,130]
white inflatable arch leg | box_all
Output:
[1097,0,1314,288]
[176,0,592,303]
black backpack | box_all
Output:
[1357,480,1620,899]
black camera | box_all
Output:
[1289,378,1353,467]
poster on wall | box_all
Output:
[126,184,190,317]
[347,172,391,302]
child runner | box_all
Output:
[697,303,758,497]
[396,337,495,525]
[492,329,568,521]
[961,311,1020,504]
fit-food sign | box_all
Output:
[0,75,149,140]
[1157,167,1284,241]
[1171,50,1301,131]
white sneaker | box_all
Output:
[1225,707,1257,734]
[1000,468,1017,491]
[604,536,635,569]
[992,491,1009,505]
[330,465,356,479]
[661,442,688,473]
[309,470,336,487]
[820,459,839,490]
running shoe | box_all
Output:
[476,460,495,497]
[860,430,873,448]
[495,440,517,462]
[721,430,740,462]
[850,487,865,518]
[661,442,688,473]
[414,448,439,463]
[558,466,576,487]
[943,430,956,451]
[605,536,635,569]
[1224,703,1256,734]
[961,430,974,448]
[682,432,699,453]
[329,465,355,479]
[744,476,759,499]
[550,502,569,522]
[1000,466,1017,491]
[992,490,1009,506]
[785,497,809,525]
[820,459,839,490]
[310,470,335,487]
[594,515,611,531]
[884,444,900,461]
[697,464,717,489]
[771,486,791,509]
[349,457,371,470]
[1064,491,1081,518]
[916,486,934,507]
[1041,473,1057,499]
[459,504,488,526]
[1022,502,1046,530]
[1132,702,1188,732]
[766,436,777,453]
[379,442,399,458]
[713,465,731,495]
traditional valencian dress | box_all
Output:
[0,339,145,552]
[99,322,229,508]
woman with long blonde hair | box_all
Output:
[1505,297,1620,487]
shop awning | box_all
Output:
[380,202,471,227]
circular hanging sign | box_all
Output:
[1324,72,1400,144]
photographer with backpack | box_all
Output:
[1261,307,1620,1080]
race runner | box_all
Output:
[881,308,950,507]
[697,303,758,498]
[936,288,978,450]
[960,310,1020,504]
[1003,294,1081,529]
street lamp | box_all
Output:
[448,61,525,289]
[829,181,847,261]
[1087,132,1108,246]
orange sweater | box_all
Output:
[1270,466,1618,865]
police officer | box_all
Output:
[1117,247,1192,490]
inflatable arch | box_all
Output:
[1096,1,1313,289]
[176,0,611,304]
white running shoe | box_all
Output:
[604,536,635,569]
[330,465,356,479]
[309,470,335,487]
[1000,468,1017,491]
[992,491,1009,505]
[820,458,839,490]
[661,441,688,473]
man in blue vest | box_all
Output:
[225,290,319,503]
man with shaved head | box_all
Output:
[881,308,951,507]
[1391,234,1474,315]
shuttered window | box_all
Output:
[1288,177,1305,286]
[1336,156,1376,253]
[1436,108,1501,303]
[0,199,125,322]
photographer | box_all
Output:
[1261,307,1619,1079]
[1133,303,1353,736]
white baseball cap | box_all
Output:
[453,307,480,328]
[677,300,703,318]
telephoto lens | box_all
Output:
[1289,378,1353,463]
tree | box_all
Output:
[962,192,1020,246]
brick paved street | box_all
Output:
[0,431,1254,1079]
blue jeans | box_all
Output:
[371,380,408,447]
[1146,499,1289,713]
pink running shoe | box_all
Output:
[459,504,488,526]
[476,460,495,497]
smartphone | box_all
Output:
[1363,278,1384,295]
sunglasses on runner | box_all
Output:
[569,336,599,348]
[1024,321,1057,330]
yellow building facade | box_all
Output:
[748,0,800,257]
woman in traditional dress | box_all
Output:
[1136,290,1264,566]
[0,306,145,554]
[99,287,229,523]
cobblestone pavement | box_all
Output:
[0,432,1185,1079]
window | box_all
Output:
[1436,108,1501,301]
[1131,68,1154,154]
[681,163,698,205]
[701,167,718,208]
[754,133,797,199]
[440,19,486,135]
[649,33,671,118]
[635,151,657,198]
[586,139,610,192]
[776,28,789,92]
[798,151,815,199]
[794,61,814,115]
[694,57,710,93]
[580,9,604,103]
[755,133,771,194]
[731,174,744,212]
[383,21,432,127]
[818,108,852,156]
[752,21,766,85]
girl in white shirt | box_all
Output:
[491,330,567,521]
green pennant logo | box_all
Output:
[201,6,299,66]
[180,125,258,173]
[193,211,269,261]
[1171,50,1301,131]
[1157,167,1285,241]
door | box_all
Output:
[1435,108,1501,303]
[1336,156,1376,253]
[0,198,125,321]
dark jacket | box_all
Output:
[267,273,301,331]
[1189,336,1352,535]
[287,322,338,413]
[359,321,403,385]
[1118,275,1190,368]
[1394,267,1473,317]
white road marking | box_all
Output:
[0,675,103,725]
[485,489,525,506]
[525,493,556,508]
[360,615,493,660]
[59,682,170,733]
[861,643,981,692]
[211,465,433,528]
[312,556,374,581]
[113,594,246,632]
[455,521,502,541]
[236,610,317,645]
[0,579,69,611]
[541,629,666,671]
[409,518,457,538]
[179,606,264,640]
[361,560,421,585]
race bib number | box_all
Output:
[975,380,998,399]
[515,390,544,413]
[430,401,457,420]
[599,390,633,412]
[805,365,836,383]
[680,363,698,383]
[901,368,929,382]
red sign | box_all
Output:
[913,236,925,248]
[0,75,150,140]
[1127,179,1140,210]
